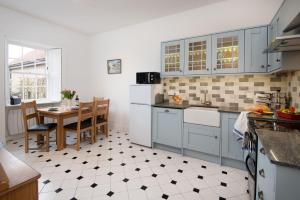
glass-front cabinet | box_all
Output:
[212,30,244,74]
[161,40,184,76]
[184,36,212,75]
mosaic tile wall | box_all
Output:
[287,70,300,109]
[162,72,300,109]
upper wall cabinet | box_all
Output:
[212,30,245,74]
[184,36,212,75]
[245,26,268,73]
[268,13,282,72]
[161,40,185,76]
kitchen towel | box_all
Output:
[233,111,250,149]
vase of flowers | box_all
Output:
[61,90,76,108]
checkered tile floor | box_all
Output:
[5,129,250,200]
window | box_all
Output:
[6,42,62,105]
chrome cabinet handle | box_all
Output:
[213,68,216,71]
[164,109,169,113]
[214,136,218,139]
[259,169,265,178]
[267,64,271,67]
[261,65,265,68]
[207,68,209,71]
[258,191,264,200]
[276,59,281,62]
[260,147,265,155]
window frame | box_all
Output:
[5,39,62,105]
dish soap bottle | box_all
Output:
[75,95,79,107]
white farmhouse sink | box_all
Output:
[184,107,220,127]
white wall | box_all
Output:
[89,0,283,130]
[0,6,91,143]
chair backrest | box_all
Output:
[94,98,110,121]
[20,101,39,131]
[77,102,94,128]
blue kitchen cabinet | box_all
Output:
[184,35,212,75]
[221,113,244,161]
[183,123,220,156]
[245,27,268,73]
[161,40,185,76]
[212,30,245,74]
[267,12,282,72]
[152,107,183,148]
[256,137,300,200]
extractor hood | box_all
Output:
[265,12,300,53]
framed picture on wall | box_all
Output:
[107,59,122,74]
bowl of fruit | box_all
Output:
[169,95,183,105]
[277,107,300,120]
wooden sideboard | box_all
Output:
[0,147,40,200]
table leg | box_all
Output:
[56,116,64,151]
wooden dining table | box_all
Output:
[37,107,79,151]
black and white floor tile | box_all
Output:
[5,130,250,200]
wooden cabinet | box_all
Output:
[152,107,183,148]
[183,123,220,156]
[161,40,185,76]
[184,36,212,75]
[221,113,244,161]
[212,30,245,74]
[245,27,268,73]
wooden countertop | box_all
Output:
[0,147,41,196]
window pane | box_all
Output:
[8,44,22,59]
[10,73,23,98]
[37,87,47,99]
[24,87,36,100]
[37,76,47,86]
[23,74,36,87]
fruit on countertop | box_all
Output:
[279,106,298,114]
[247,104,271,113]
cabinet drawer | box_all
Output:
[183,123,220,155]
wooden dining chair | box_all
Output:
[93,97,110,140]
[21,101,57,153]
[63,102,95,151]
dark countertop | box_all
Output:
[248,112,300,125]
[152,101,244,113]
[256,129,300,169]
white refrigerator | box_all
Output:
[129,84,162,147]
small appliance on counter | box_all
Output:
[129,84,163,147]
[10,96,21,105]
[136,72,161,84]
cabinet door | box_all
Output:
[161,40,185,76]
[184,36,212,75]
[183,123,220,156]
[268,16,282,72]
[221,113,244,161]
[245,27,268,73]
[152,107,183,148]
[212,30,244,74]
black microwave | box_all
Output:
[136,72,161,84]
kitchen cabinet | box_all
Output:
[212,30,245,74]
[183,123,220,156]
[161,40,185,76]
[184,36,212,75]
[267,13,282,72]
[256,138,300,200]
[245,27,268,73]
[221,113,244,161]
[152,107,183,148]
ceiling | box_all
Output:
[0,0,226,35]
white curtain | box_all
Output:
[47,48,62,102]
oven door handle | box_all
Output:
[245,154,255,179]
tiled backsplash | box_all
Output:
[162,71,300,109]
